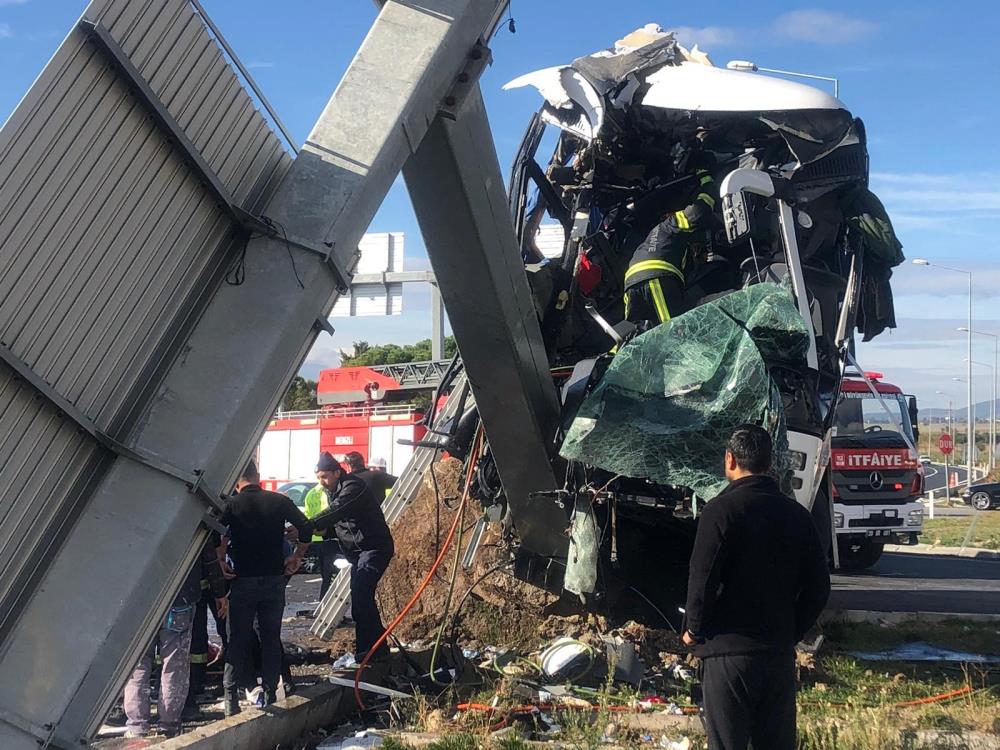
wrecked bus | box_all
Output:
[480,25,904,600]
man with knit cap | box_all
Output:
[309,451,394,659]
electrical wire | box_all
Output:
[353,427,484,709]
[429,486,469,684]
[265,216,305,289]
[225,231,255,286]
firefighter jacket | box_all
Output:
[624,169,717,294]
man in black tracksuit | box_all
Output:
[684,425,830,750]
[310,451,395,659]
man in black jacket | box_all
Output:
[220,461,312,714]
[683,425,830,750]
[310,451,395,659]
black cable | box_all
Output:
[268,217,305,289]
[225,231,254,286]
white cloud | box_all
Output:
[672,25,739,49]
[246,61,275,70]
[773,10,878,44]
[872,172,1000,215]
[0,0,29,6]
[668,9,878,52]
[0,23,11,38]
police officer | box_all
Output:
[309,451,394,659]
[623,154,717,327]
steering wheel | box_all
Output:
[864,425,883,433]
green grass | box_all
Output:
[923,512,1000,550]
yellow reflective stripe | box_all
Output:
[648,279,671,323]
[623,289,631,319]
[625,259,685,283]
[697,192,716,209]
[699,173,713,186]
[190,652,209,664]
[674,211,690,230]
[200,579,210,590]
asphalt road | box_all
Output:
[923,462,967,493]
[830,550,1000,615]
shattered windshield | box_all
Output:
[833,391,914,443]
[560,282,809,500]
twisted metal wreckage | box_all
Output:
[0,2,901,746]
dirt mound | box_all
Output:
[376,458,556,647]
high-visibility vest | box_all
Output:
[303,484,329,542]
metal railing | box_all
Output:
[272,403,420,421]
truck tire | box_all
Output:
[837,538,884,570]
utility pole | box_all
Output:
[961,327,998,472]
[915,259,974,484]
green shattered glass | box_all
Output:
[560,282,810,499]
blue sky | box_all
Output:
[1,1,998,408]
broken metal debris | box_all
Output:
[847,642,1000,664]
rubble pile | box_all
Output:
[376,458,557,647]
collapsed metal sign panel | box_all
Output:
[0,1,292,744]
[0,0,536,746]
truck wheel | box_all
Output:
[971,492,993,511]
[837,539,884,570]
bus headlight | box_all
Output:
[906,509,923,526]
[833,511,844,528]
[789,450,808,471]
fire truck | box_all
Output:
[256,362,439,491]
[830,372,923,569]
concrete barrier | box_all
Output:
[147,683,352,750]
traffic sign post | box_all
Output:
[938,433,954,455]
[939,432,954,512]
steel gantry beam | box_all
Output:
[404,87,567,557]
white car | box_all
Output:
[919,455,932,465]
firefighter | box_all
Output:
[623,153,718,328]
[309,451,394,661]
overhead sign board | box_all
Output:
[331,232,404,316]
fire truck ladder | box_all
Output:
[368,359,453,391]
[311,371,472,639]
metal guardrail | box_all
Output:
[273,403,419,421]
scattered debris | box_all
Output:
[847,642,1000,663]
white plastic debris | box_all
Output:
[333,653,358,669]
[540,637,593,678]
[659,736,691,750]
[317,730,383,750]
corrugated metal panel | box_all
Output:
[0,0,290,636]
[0,0,290,430]
[0,377,99,611]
